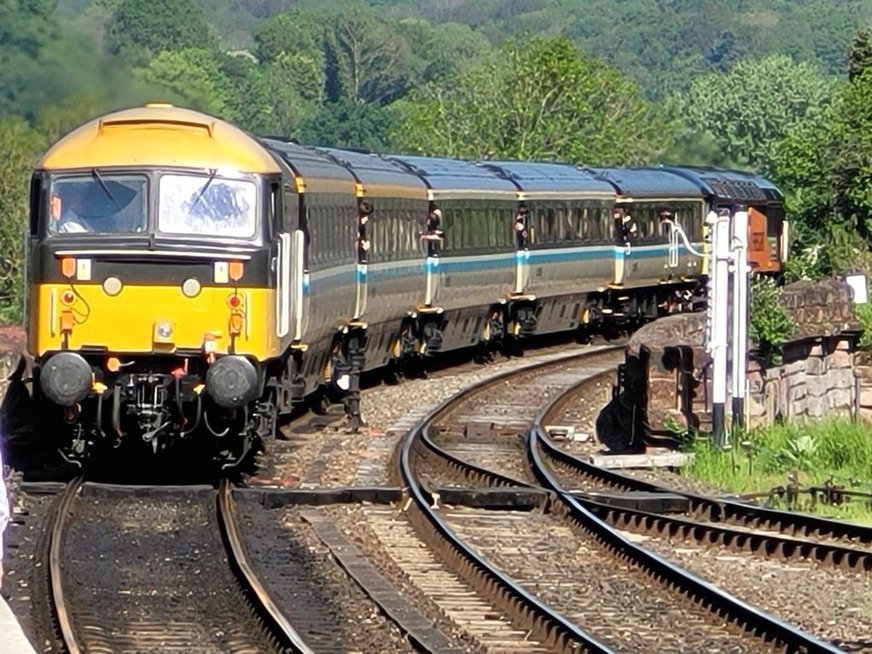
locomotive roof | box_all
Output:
[657,166,784,204]
[588,167,705,200]
[315,147,428,200]
[38,104,281,174]
[384,154,517,200]
[260,138,356,193]
[478,161,615,198]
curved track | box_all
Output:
[397,349,846,653]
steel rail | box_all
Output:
[539,376,872,545]
[47,476,85,654]
[217,479,317,654]
[530,380,848,654]
[399,348,623,653]
[528,428,845,653]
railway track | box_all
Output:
[46,478,313,653]
[528,379,872,651]
[536,376,872,565]
[8,341,865,653]
[398,348,845,652]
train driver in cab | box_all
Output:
[50,178,143,235]
[51,185,90,234]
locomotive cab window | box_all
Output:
[158,173,257,238]
[47,173,147,236]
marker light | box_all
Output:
[228,261,244,282]
[106,357,121,372]
[228,294,242,308]
[61,290,75,305]
[229,313,244,336]
[60,257,76,278]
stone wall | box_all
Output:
[746,338,857,426]
[598,279,864,450]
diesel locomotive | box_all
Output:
[23,104,787,467]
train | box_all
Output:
[22,103,787,467]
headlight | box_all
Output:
[182,278,201,298]
[102,277,123,296]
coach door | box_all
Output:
[512,202,531,295]
[612,207,630,286]
[354,200,370,319]
[421,204,443,307]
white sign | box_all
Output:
[846,274,868,304]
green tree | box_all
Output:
[0,0,109,121]
[677,55,837,176]
[213,52,273,133]
[296,98,395,150]
[107,0,218,63]
[849,30,872,82]
[391,36,670,165]
[131,49,228,115]
[258,51,325,137]
[253,8,324,65]
[392,19,491,84]
[828,67,872,241]
[324,7,415,104]
[0,117,45,323]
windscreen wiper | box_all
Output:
[188,169,218,214]
[92,168,122,210]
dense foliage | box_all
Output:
[0,117,45,323]
[2,0,872,323]
[392,37,671,164]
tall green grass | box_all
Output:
[683,418,872,523]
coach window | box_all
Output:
[575,206,587,242]
[557,204,571,241]
[471,203,485,250]
[579,205,597,242]
[545,205,558,244]
[642,205,659,242]
[403,204,417,256]
[594,206,612,243]
[440,205,455,252]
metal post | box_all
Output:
[707,210,731,448]
[731,209,749,434]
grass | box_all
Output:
[682,418,872,524]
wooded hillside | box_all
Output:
[2,0,872,323]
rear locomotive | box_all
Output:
[26,104,291,466]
